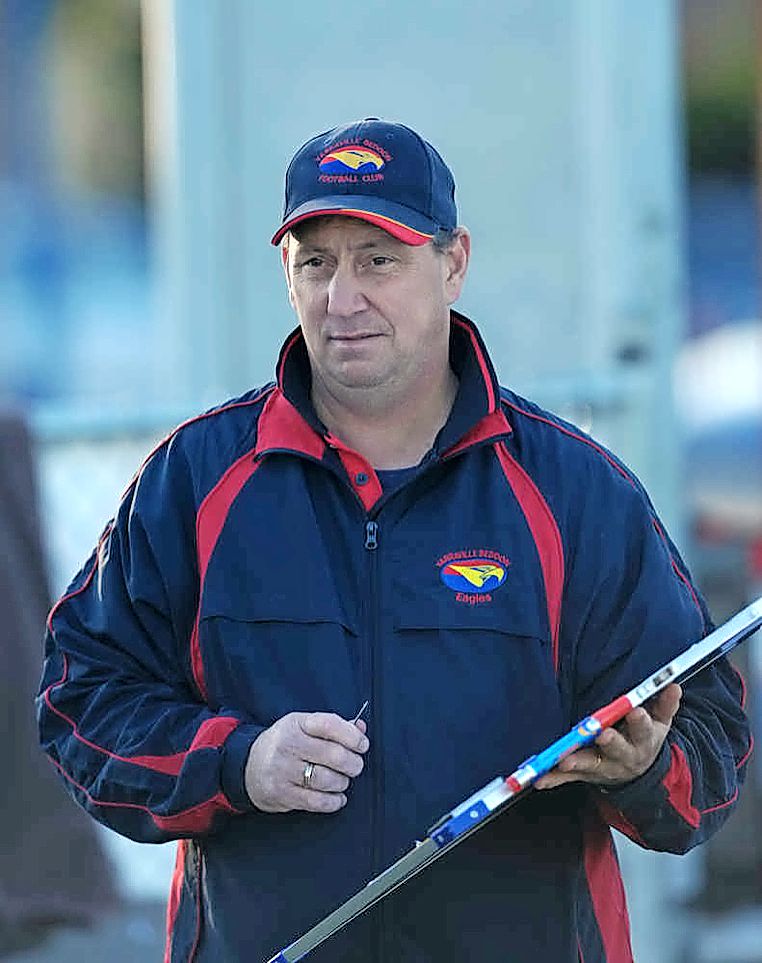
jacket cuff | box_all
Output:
[220,723,265,812]
[597,737,672,809]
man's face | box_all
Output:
[283,217,469,403]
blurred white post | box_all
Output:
[141,0,256,406]
[568,4,692,962]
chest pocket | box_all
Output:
[390,575,559,738]
[197,501,361,722]
[378,566,566,846]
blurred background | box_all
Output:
[1,0,760,960]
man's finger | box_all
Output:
[557,746,602,774]
[536,745,604,788]
[296,732,366,778]
[291,787,347,814]
[646,683,682,726]
[620,706,654,745]
[296,762,350,795]
[300,712,370,752]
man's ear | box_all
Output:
[281,239,296,308]
[444,228,471,305]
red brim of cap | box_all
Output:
[271,208,434,246]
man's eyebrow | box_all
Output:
[295,239,400,254]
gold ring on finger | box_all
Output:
[302,762,315,789]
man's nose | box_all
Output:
[326,264,367,316]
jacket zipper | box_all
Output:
[363,518,383,962]
[364,520,378,550]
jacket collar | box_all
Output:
[256,310,511,460]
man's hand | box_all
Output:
[535,684,682,791]
[245,712,369,814]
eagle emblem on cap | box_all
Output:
[319,147,386,174]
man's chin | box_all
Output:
[332,371,389,391]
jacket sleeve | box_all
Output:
[561,468,752,855]
[36,433,263,843]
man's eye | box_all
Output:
[302,257,324,268]
[371,256,393,267]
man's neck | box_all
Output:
[313,369,459,470]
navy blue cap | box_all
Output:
[271,119,457,246]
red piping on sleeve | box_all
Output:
[502,400,636,485]
[728,667,752,769]
[495,442,564,671]
[49,757,238,833]
[735,667,748,709]
[736,733,754,770]
[46,526,110,634]
[650,518,706,625]
[45,666,241,777]
[730,665,747,709]
[701,787,739,816]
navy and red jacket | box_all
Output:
[37,312,751,963]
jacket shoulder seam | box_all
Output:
[119,386,276,504]
[500,394,637,489]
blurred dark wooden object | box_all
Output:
[0,413,119,956]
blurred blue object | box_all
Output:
[688,177,762,336]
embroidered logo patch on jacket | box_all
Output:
[437,549,510,605]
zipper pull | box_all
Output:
[364,521,379,551]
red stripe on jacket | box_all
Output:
[190,450,262,699]
[662,742,701,829]
[583,809,634,963]
[164,840,187,963]
[495,442,564,670]
[127,716,241,776]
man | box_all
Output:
[38,119,750,962]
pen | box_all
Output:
[351,700,369,725]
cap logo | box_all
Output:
[319,146,385,174]
[316,138,392,185]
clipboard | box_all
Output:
[267,596,762,962]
